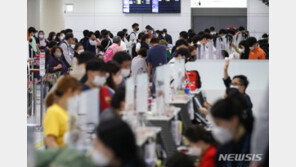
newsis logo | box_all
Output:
[218,154,263,162]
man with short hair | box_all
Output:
[179,31,188,41]
[163,28,173,44]
[83,58,112,113]
[247,37,266,59]
[223,59,253,113]
[146,38,167,95]
[79,29,90,49]
[59,32,74,67]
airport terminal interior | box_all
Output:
[27,0,269,166]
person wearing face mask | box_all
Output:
[163,28,173,44]
[100,87,126,122]
[184,125,217,167]
[130,23,139,44]
[113,51,132,79]
[232,40,250,60]
[105,61,123,95]
[83,59,113,113]
[92,118,146,167]
[59,32,75,67]
[86,32,100,55]
[47,46,68,75]
[70,51,94,81]
[223,59,253,116]
[211,94,253,167]
[246,37,266,59]
[210,27,216,36]
[36,30,48,51]
[44,75,82,148]
[131,48,148,84]
[72,43,85,70]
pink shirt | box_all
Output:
[103,43,122,62]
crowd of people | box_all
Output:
[27,23,268,167]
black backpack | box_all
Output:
[126,32,136,42]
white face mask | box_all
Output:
[188,147,202,156]
[39,34,44,39]
[212,126,233,144]
[121,69,130,78]
[55,52,62,59]
[92,76,106,87]
[249,46,255,51]
[53,35,56,40]
[91,150,110,166]
[89,40,97,46]
[78,49,84,55]
[239,48,245,53]
[71,44,75,49]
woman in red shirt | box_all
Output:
[184,125,217,167]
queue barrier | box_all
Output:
[27,68,62,128]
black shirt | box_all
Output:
[215,132,251,167]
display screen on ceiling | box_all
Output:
[191,0,247,8]
[123,0,180,13]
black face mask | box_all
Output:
[135,28,139,31]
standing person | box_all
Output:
[47,46,68,75]
[36,30,48,51]
[131,48,148,83]
[44,75,82,148]
[146,25,156,39]
[137,34,150,52]
[170,39,188,60]
[113,51,132,79]
[163,28,173,44]
[85,32,100,55]
[179,31,189,41]
[72,43,84,71]
[28,27,39,58]
[211,95,253,167]
[83,59,112,113]
[247,37,266,59]
[47,32,56,42]
[130,23,139,44]
[70,51,94,81]
[146,38,167,95]
[184,125,217,167]
[79,29,90,48]
[92,119,146,167]
[117,31,127,52]
[103,36,122,62]
[105,61,123,95]
[59,32,75,67]
[210,27,216,35]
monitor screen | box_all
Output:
[123,0,181,13]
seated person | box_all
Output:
[211,95,253,167]
[83,59,112,113]
[223,59,253,115]
[165,152,195,167]
[100,87,125,122]
[184,125,217,167]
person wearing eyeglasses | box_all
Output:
[223,59,253,116]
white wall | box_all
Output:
[186,60,269,117]
[247,0,269,38]
[64,0,191,41]
[27,0,40,29]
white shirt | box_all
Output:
[120,40,127,51]
[136,43,141,50]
